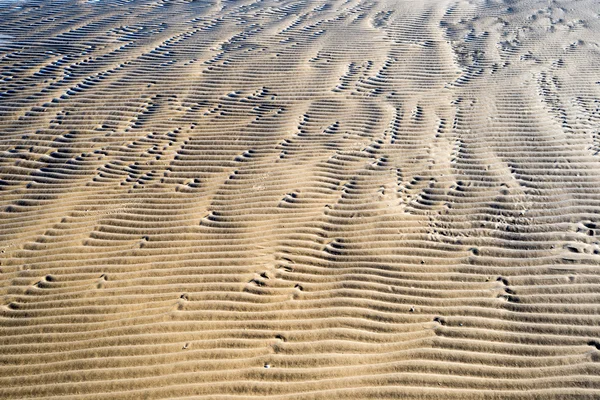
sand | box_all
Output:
[1,0,600,398]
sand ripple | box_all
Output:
[1,0,600,398]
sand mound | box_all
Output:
[1,0,600,398]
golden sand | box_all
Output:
[1,0,600,398]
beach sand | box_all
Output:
[1,0,600,398]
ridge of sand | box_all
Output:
[1,0,600,398]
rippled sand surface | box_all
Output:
[1,0,600,398]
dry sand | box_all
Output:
[1,0,600,398]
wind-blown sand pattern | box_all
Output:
[1,0,600,398]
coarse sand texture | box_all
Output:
[1,0,600,398]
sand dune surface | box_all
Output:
[1,0,600,398]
